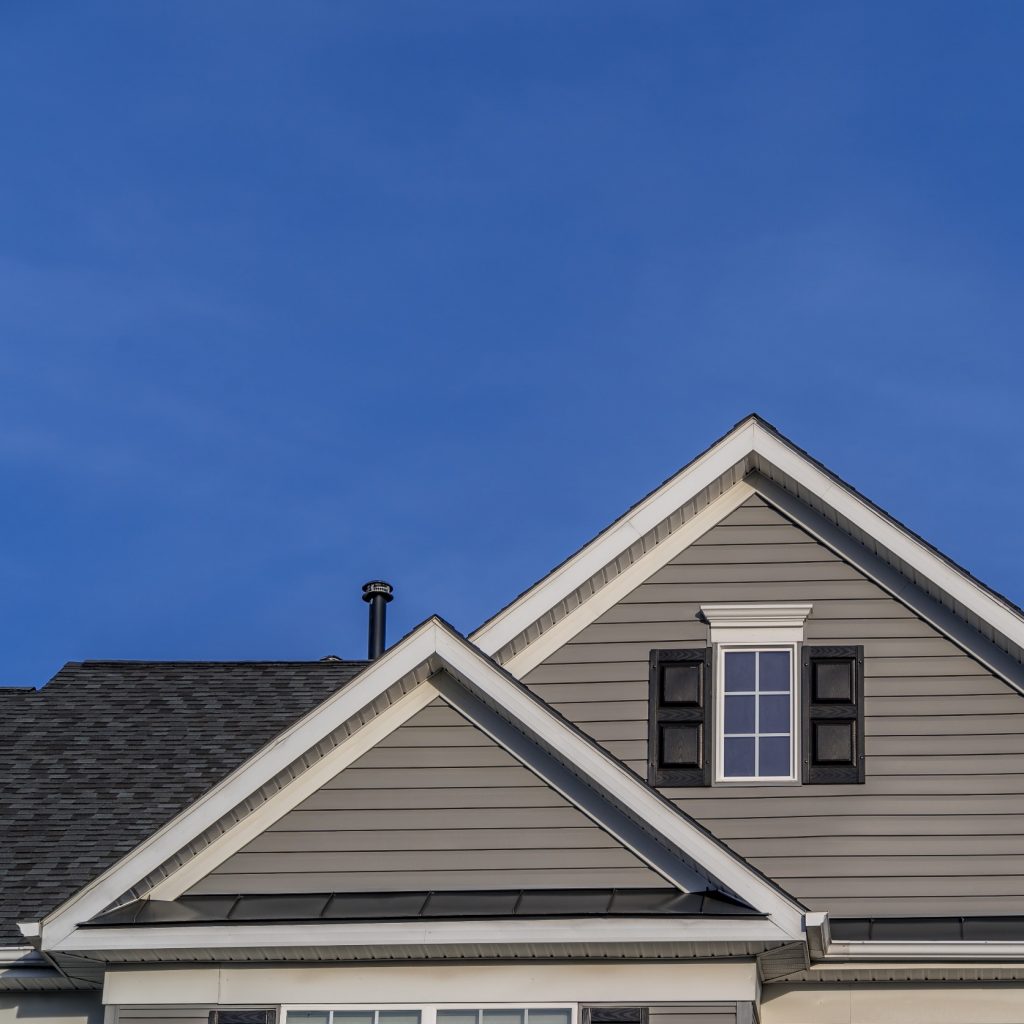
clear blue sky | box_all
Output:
[2,3,1022,685]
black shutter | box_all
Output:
[801,645,864,784]
[584,1010,649,1024]
[648,648,712,787]
[209,1013,276,1024]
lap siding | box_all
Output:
[189,700,663,896]
[522,495,1024,916]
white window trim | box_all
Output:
[700,602,812,645]
[282,1006,578,1024]
[701,602,809,784]
[714,644,798,783]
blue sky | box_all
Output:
[2,3,1022,685]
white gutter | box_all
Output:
[0,945,48,966]
[821,940,1024,962]
[804,913,1024,964]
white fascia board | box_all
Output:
[53,916,792,953]
[40,620,449,949]
[502,482,756,677]
[749,421,1024,652]
[433,626,806,938]
[823,940,1024,962]
[470,419,758,657]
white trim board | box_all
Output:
[55,915,792,954]
[470,416,1024,687]
[39,618,805,953]
[102,961,760,1005]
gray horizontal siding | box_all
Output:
[646,1004,742,1024]
[191,700,662,895]
[523,493,1024,917]
[117,1011,209,1024]
[0,995,104,1024]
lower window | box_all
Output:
[288,1010,571,1024]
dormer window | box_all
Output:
[718,646,796,781]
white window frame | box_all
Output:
[699,603,811,786]
[283,1006,578,1024]
[714,643,798,783]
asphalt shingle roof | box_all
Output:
[0,659,366,946]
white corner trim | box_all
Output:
[700,602,813,645]
[52,915,792,954]
[147,681,442,900]
[471,420,758,657]
[502,482,757,676]
[15,921,40,939]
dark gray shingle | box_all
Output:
[0,660,366,945]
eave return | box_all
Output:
[86,888,761,927]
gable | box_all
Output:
[524,494,1024,918]
[190,699,664,895]
[35,619,805,956]
[474,416,1024,693]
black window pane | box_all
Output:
[723,736,755,777]
[660,662,702,706]
[724,650,756,691]
[814,721,855,764]
[724,694,755,733]
[759,693,790,733]
[660,722,701,768]
[758,735,791,777]
[758,650,791,691]
[814,660,854,703]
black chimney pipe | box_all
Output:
[362,581,394,660]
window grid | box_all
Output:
[720,647,795,781]
[286,1009,573,1024]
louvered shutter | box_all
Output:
[209,1013,277,1024]
[801,645,865,784]
[648,648,712,787]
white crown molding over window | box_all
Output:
[699,602,813,644]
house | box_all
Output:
[4,413,1024,1024]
